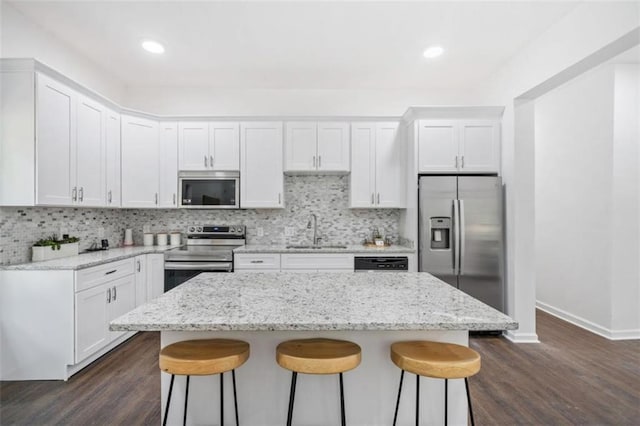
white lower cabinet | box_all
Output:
[234,253,281,272]
[134,253,165,306]
[134,254,147,306]
[281,254,354,271]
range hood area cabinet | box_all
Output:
[350,121,406,208]
[178,121,240,171]
[284,121,350,173]
[240,122,284,208]
[0,71,116,207]
[418,119,500,173]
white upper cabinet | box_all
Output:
[240,122,284,208]
[350,122,405,208]
[75,94,105,207]
[121,115,159,208]
[418,119,500,173]
[285,121,349,173]
[159,122,178,207]
[178,122,239,171]
[35,73,76,206]
[105,109,121,207]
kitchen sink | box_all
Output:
[286,245,348,249]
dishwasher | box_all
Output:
[354,256,409,272]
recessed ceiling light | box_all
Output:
[423,46,444,59]
[142,40,165,54]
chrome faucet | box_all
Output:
[307,214,321,245]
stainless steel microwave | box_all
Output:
[178,171,239,209]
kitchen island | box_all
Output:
[111,272,517,426]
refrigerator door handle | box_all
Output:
[453,199,460,275]
[459,199,466,275]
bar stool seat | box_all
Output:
[160,339,250,426]
[390,341,481,426]
[276,338,361,426]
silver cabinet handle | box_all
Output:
[318,156,321,168]
[72,187,77,201]
[108,190,112,204]
[461,156,465,168]
[377,193,380,204]
[455,156,459,169]
[173,193,176,205]
[204,155,208,168]
[371,193,374,205]
[250,260,264,264]
[79,187,84,202]
[107,288,111,303]
[137,260,141,272]
[313,155,316,168]
[278,193,281,204]
[210,155,214,168]
[105,269,116,275]
[154,193,158,205]
[112,286,117,301]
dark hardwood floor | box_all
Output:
[1,310,639,425]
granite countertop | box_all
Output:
[111,272,518,332]
[234,244,416,254]
[0,246,178,271]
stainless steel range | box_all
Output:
[164,225,245,292]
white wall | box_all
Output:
[473,1,639,342]
[0,1,126,103]
[535,65,615,331]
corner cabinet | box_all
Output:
[350,122,405,208]
[121,115,159,208]
[240,122,284,208]
[418,119,500,173]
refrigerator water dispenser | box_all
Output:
[430,217,451,250]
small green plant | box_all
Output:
[33,235,80,251]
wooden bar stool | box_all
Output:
[159,339,250,426]
[276,338,362,426]
[390,341,481,426]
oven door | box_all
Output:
[164,261,233,292]
[178,171,239,209]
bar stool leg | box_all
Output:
[415,375,419,426]
[465,378,475,426]
[184,375,190,426]
[444,379,448,426]
[339,373,346,426]
[220,372,224,426]
[163,374,175,426]
[392,370,404,426]
[232,369,239,426]
[286,372,298,426]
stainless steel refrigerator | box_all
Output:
[419,176,505,312]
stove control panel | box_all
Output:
[186,225,245,237]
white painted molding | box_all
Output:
[503,330,539,343]
[537,301,640,341]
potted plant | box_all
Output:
[32,235,80,262]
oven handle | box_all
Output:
[164,262,233,272]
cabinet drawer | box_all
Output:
[281,253,354,270]
[234,254,281,270]
[75,258,135,292]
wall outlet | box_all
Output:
[284,227,295,237]
[256,227,264,237]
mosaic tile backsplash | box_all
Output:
[0,176,400,265]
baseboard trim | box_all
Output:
[503,330,539,343]
[536,301,640,340]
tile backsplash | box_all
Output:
[0,175,400,265]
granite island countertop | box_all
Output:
[111,272,517,332]
[233,244,415,254]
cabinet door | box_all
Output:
[35,73,76,206]
[349,123,376,208]
[134,255,147,307]
[210,122,240,171]
[375,122,405,208]
[240,122,284,208]
[108,275,136,342]
[418,120,459,173]
[317,122,350,172]
[178,122,209,170]
[76,94,105,207]
[146,253,165,301]
[75,283,109,363]
[121,115,159,208]
[285,122,317,172]
[459,120,500,173]
[105,110,121,207]
[159,122,178,207]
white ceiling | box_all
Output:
[7,1,580,90]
